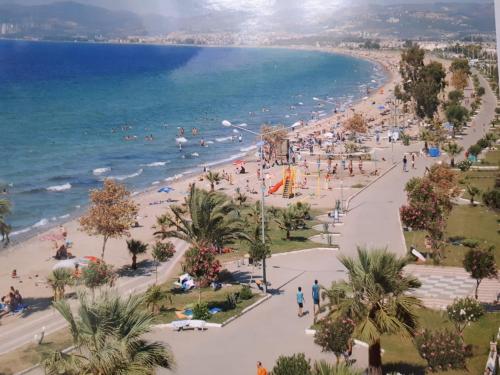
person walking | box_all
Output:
[297,286,304,317]
[411,153,416,169]
[256,361,268,375]
[312,280,320,321]
[402,155,408,172]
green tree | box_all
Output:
[126,239,148,270]
[155,184,246,251]
[272,353,312,375]
[415,329,469,371]
[205,171,221,192]
[274,205,299,240]
[151,241,175,283]
[323,248,422,375]
[42,293,174,374]
[450,58,471,76]
[47,268,74,301]
[80,261,115,299]
[314,317,355,364]
[463,247,498,299]
[442,142,464,167]
[144,284,172,314]
[446,104,469,137]
[466,185,480,205]
[448,90,464,104]
[234,188,248,206]
[183,245,221,301]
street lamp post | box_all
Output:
[222,121,294,293]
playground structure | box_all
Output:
[268,166,296,198]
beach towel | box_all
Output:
[158,187,174,193]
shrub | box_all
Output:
[463,247,498,299]
[477,138,490,149]
[239,285,253,300]
[468,144,482,157]
[224,292,239,310]
[415,329,470,372]
[272,353,312,375]
[483,189,500,209]
[456,160,472,171]
[314,317,355,364]
[477,86,485,97]
[193,302,211,320]
[446,297,484,335]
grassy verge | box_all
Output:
[152,283,263,324]
[0,330,72,375]
[404,205,499,267]
[382,309,500,375]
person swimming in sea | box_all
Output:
[200,138,205,147]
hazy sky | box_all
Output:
[0,0,492,16]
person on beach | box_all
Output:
[403,155,408,172]
[256,361,268,375]
[312,280,320,321]
[348,160,353,177]
[297,286,304,317]
[411,153,416,169]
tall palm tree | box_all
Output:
[42,293,174,375]
[443,142,464,167]
[323,248,422,375]
[155,184,246,251]
[144,285,172,314]
[47,268,74,301]
[0,198,11,244]
[126,239,148,269]
[274,205,300,240]
[205,171,221,192]
[466,185,480,205]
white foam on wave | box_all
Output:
[93,167,111,176]
[240,145,257,152]
[216,136,232,142]
[10,227,31,237]
[191,152,199,157]
[151,181,160,185]
[47,183,72,192]
[206,140,214,144]
[59,214,70,219]
[143,161,169,167]
[108,169,143,181]
[200,152,246,168]
[33,218,49,228]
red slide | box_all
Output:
[268,180,283,194]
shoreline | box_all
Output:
[3,44,395,247]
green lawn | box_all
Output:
[0,330,72,375]
[404,205,499,267]
[152,283,263,324]
[382,309,500,375]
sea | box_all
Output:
[0,40,387,239]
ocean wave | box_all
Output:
[191,152,199,157]
[10,227,31,237]
[46,183,72,192]
[151,181,160,185]
[33,218,49,228]
[108,169,143,181]
[143,161,169,167]
[206,140,214,144]
[216,136,232,142]
[59,214,70,219]
[93,167,111,176]
[200,152,246,168]
[240,145,256,152]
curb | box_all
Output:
[345,162,400,211]
[157,293,271,330]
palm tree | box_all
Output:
[274,205,300,240]
[126,239,148,269]
[205,171,221,192]
[466,185,481,205]
[42,293,174,375]
[322,248,422,375]
[155,184,246,251]
[235,190,248,206]
[47,268,74,301]
[443,142,464,167]
[144,285,172,314]
[313,361,362,375]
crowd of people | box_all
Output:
[1,286,24,314]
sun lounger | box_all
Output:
[171,319,206,331]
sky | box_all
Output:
[1,0,492,17]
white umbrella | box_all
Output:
[52,258,89,270]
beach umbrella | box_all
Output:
[52,257,90,271]
[222,120,232,127]
[233,160,245,166]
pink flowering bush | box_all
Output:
[415,329,471,372]
[314,317,355,364]
[183,244,221,287]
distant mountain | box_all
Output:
[0,0,495,41]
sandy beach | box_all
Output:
[0,48,406,322]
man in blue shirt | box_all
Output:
[296,286,304,317]
[312,280,320,321]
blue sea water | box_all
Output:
[0,40,386,237]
